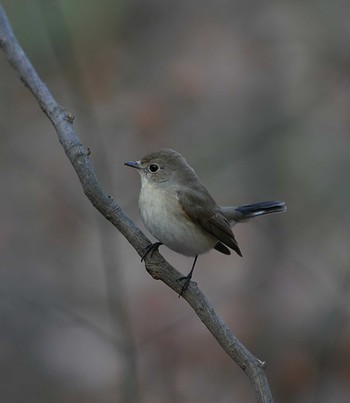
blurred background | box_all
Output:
[1,0,350,402]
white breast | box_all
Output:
[138,179,217,256]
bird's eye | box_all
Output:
[149,164,159,173]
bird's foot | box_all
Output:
[176,255,198,298]
[141,242,162,262]
[177,273,193,298]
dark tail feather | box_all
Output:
[235,201,286,218]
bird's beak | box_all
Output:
[124,160,141,169]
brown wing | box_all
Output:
[177,189,242,257]
[214,242,231,255]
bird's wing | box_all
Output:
[214,242,231,255]
[177,188,242,256]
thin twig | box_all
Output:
[0,4,274,402]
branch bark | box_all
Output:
[0,4,274,402]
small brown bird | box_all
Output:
[125,149,286,294]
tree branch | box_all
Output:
[0,4,274,402]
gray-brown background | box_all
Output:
[1,1,350,402]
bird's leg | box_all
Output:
[141,242,163,262]
[177,255,198,297]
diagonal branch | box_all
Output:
[0,4,274,402]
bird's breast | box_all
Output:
[138,182,216,256]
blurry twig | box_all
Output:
[37,2,140,401]
[0,5,274,403]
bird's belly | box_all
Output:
[139,189,216,256]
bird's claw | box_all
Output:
[177,274,193,298]
[141,242,162,262]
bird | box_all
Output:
[125,149,286,295]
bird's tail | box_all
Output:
[222,201,286,223]
[235,201,286,218]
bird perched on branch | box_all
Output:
[125,149,286,295]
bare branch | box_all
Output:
[0,5,274,402]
